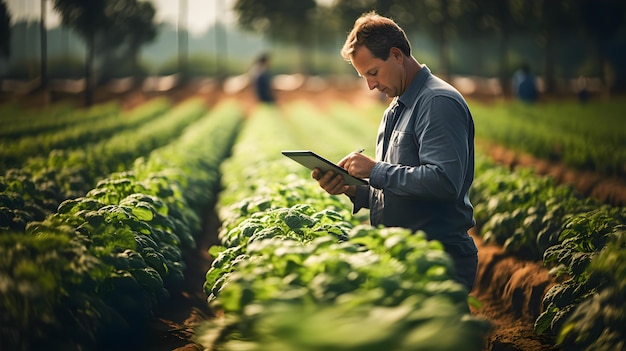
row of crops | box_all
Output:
[199,100,625,351]
[469,100,626,178]
[1,96,625,351]
[1,98,243,350]
[472,154,625,350]
[197,103,490,350]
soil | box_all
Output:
[6,82,624,351]
[132,208,221,351]
[469,232,560,351]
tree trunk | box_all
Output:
[40,0,47,91]
[497,32,510,98]
[437,24,451,82]
[597,40,612,98]
[178,0,188,82]
[85,31,94,106]
[542,33,556,95]
[130,44,140,89]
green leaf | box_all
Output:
[131,204,154,221]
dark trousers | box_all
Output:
[448,251,478,293]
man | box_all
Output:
[512,62,538,103]
[250,52,275,103]
[312,12,478,292]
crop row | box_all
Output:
[207,99,626,351]
[0,98,206,233]
[0,100,243,350]
[197,104,490,351]
[2,96,623,351]
[469,100,626,177]
[472,154,626,350]
[0,101,118,140]
[0,99,170,171]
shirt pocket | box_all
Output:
[388,131,419,165]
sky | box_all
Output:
[6,0,334,35]
[5,0,237,35]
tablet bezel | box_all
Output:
[282,150,368,186]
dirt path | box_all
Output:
[135,208,221,351]
[469,232,559,351]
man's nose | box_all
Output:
[366,78,377,90]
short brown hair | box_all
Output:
[341,11,411,61]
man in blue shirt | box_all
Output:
[512,62,538,103]
[312,12,478,292]
[250,52,275,103]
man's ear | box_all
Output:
[389,47,404,63]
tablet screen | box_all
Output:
[282,150,368,186]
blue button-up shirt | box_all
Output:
[352,66,477,255]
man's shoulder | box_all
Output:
[420,75,466,105]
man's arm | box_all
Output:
[369,96,470,201]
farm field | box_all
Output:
[1,84,625,351]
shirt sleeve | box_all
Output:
[369,95,470,201]
[350,184,370,213]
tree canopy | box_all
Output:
[52,0,157,104]
[0,0,11,59]
[234,0,317,44]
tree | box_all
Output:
[0,0,10,60]
[178,0,188,80]
[578,0,625,96]
[53,0,108,105]
[461,0,524,97]
[517,0,574,94]
[52,0,157,105]
[233,0,317,73]
[97,0,157,83]
[332,0,396,30]
[406,0,469,81]
[41,0,48,90]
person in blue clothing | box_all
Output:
[512,62,538,103]
[250,52,275,103]
[312,12,478,293]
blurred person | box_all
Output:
[576,75,590,103]
[312,12,478,293]
[512,62,538,103]
[250,52,275,103]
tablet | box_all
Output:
[282,150,368,186]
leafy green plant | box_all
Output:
[555,226,626,351]
[199,101,489,351]
[535,207,626,346]
[0,99,244,350]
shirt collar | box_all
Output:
[397,65,430,108]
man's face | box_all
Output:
[351,46,404,98]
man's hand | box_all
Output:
[338,151,376,179]
[311,169,356,196]
[312,151,374,196]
